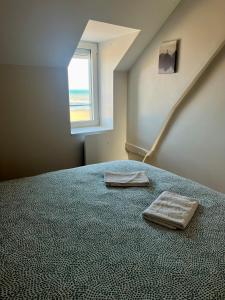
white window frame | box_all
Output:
[69,41,99,128]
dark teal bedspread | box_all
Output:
[1,160,225,299]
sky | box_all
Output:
[68,57,89,90]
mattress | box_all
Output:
[1,160,225,299]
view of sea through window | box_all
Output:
[68,51,92,122]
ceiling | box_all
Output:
[81,20,140,43]
[0,0,181,70]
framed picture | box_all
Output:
[159,40,178,74]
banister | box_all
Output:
[141,39,225,163]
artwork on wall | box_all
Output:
[159,40,178,74]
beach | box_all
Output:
[69,89,92,122]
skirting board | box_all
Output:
[125,142,148,158]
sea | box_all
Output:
[69,89,90,107]
[69,89,92,122]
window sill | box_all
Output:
[71,126,112,135]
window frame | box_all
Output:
[69,41,99,128]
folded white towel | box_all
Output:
[143,191,198,230]
[104,171,150,187]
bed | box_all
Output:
[1,160,225,299]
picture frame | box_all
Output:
[159,40,178,74]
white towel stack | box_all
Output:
[143,191,198,229]
[104,171,150,187]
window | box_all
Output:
[68,41,99,128]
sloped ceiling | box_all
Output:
[0,0,181,70]
[81,20,139,43]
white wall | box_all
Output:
[85,71,128,164]
[127,0,225,193]
[128,0,225,149]
[156,47,225,193]
[0,0,180,69]
[0,0,180,180]
[0,65,83,180]
[85,33,138,164]
[99,33,138,129]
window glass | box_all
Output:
[68,49,93,122]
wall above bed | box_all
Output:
[0,65,84,180]
[0,0,180,180]
[127,0,225,193]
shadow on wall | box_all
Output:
[0,65,85,181]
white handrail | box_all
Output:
[125,142,147,158]
[143,39,225,163]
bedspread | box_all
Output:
[1,160,225,299]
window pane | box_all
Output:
[68,51,93,122]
